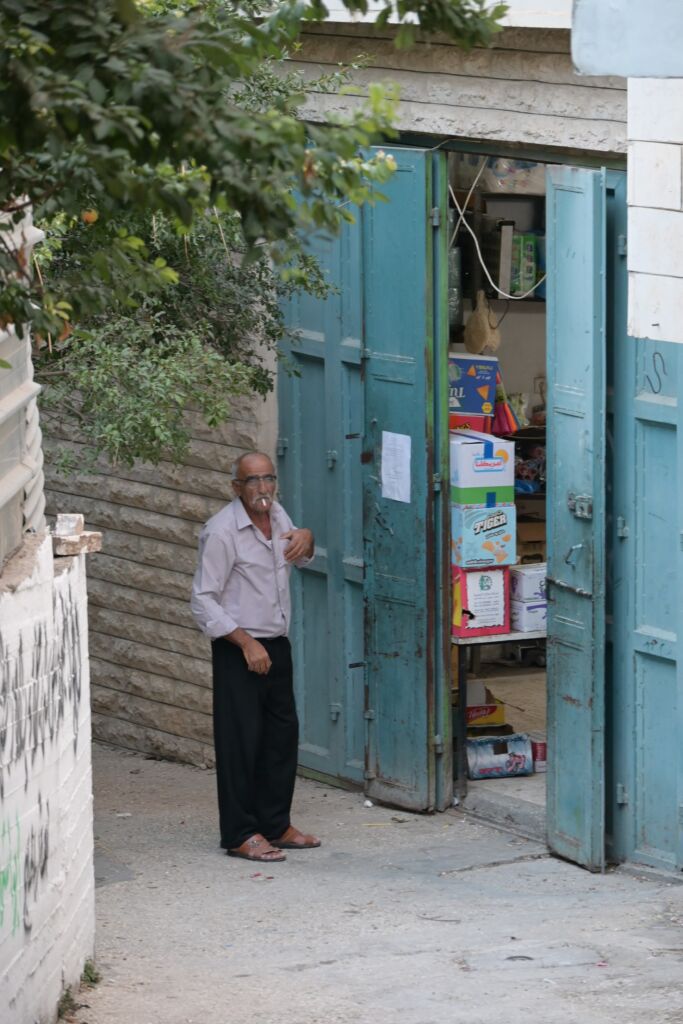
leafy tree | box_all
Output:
[0,0,505,465]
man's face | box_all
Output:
[232,454,277,514]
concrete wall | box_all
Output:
[0,534,94,1023]
[292,24,626,155]
[44,391,276,768]
[627,79,683,344]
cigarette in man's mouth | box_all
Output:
[256,496,270,508]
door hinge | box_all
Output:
[363,709,376,720]
[567,493,593,520]
[617,234,627,257]
[616,783,629,806]
[329,703,342,722]
[432,473,442,493]
[326,449,338,469]
[276,437,289,457]
[431,734,444,755]
[430,206,441,228]
[364,769,377,780]
[616,516,629,539]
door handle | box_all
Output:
[564,543,583,565]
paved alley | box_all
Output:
[70,743,683,1024]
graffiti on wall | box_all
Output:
[0,589,83,800]
[0,580,81,934]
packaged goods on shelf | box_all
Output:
[448,354,498,422]
[452,566,510,639]
[449,430,515,507]
[511,599,547,632]
[517,521,547,563]
[510,562,547,603]
[451,504,516,569]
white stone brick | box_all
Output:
[628,142,682,210]
[628,206,683,277]
[629,79,683,143]
[628,271,683,344]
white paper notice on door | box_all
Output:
[465,570,505,629]
[381,431,411,503]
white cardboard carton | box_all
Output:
[511,599,547,632]
[510,562,547,603]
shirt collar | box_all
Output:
[234,497,281,531]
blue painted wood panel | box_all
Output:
[546,165,607,871]
[608,169,682,870]
[279,216,365,783]
[279,147,450,809]
[362,148,450,810]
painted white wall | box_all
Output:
[0,535,95,1024]
[573,0,683,78]
[323,1,571,29]
[627,79,683,343]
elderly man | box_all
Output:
[191,451,319,863]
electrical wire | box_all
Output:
[448,181,547,302]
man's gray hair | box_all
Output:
[231,451,275,480]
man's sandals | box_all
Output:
[227,827,321,862]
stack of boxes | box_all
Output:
[510,563,547,633]
[449,364,517,639]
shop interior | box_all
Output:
[447,150,549,812]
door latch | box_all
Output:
[567,493,593,520]
[329,703,342,722]
[616,516,629,539]
[326,449,338,469]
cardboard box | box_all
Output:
[515,497,546,521]
[448,413,492,433]
[451,504,516,569]
[467,694,506,727]
[510,562,547,603]
[452,566,510,639]
[517,520,546,563]
[511,599,547,632]
[448,355,498,418]
[449,430,515,507]
[511,233,537,296]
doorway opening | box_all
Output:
[447,150,550,836]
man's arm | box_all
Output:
[280,527,314,565]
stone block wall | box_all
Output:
[0,533,94,1023]
[44,391,277,767]
[628,79,683,344]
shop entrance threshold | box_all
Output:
[460,773,546,842]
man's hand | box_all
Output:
[281,528,314,562]
[241,637,272,675]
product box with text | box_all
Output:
[451,504,516,569]
[452,565,510,639]
[449,430,515,506]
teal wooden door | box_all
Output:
[608,176,683,872]
[279,216,366,784]
[546,166,607,871]
[279,147,450,809]
[362,149,450,810]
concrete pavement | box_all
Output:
[68,743,683,1024]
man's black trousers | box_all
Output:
[211,636,299,850]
